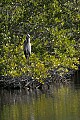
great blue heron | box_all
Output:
[23,34,31,59]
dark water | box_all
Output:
[0,83,80,120]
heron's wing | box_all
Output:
[23,40,27,50]
[23,40,31,59]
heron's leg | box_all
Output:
[27,54,31,65]
[24,50,27,59]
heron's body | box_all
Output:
[23,34,31,59]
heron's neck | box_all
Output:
[26,38,30,43]
[28,38,30,43]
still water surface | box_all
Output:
[0,84,80,120]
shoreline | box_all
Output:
[0,68,78,90]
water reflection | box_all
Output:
[0,84,80,120]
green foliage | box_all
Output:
[0,0,80,82]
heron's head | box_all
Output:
[26,34,30,39]
[26,34,30,43]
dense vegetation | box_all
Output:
[0,0,80,83]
